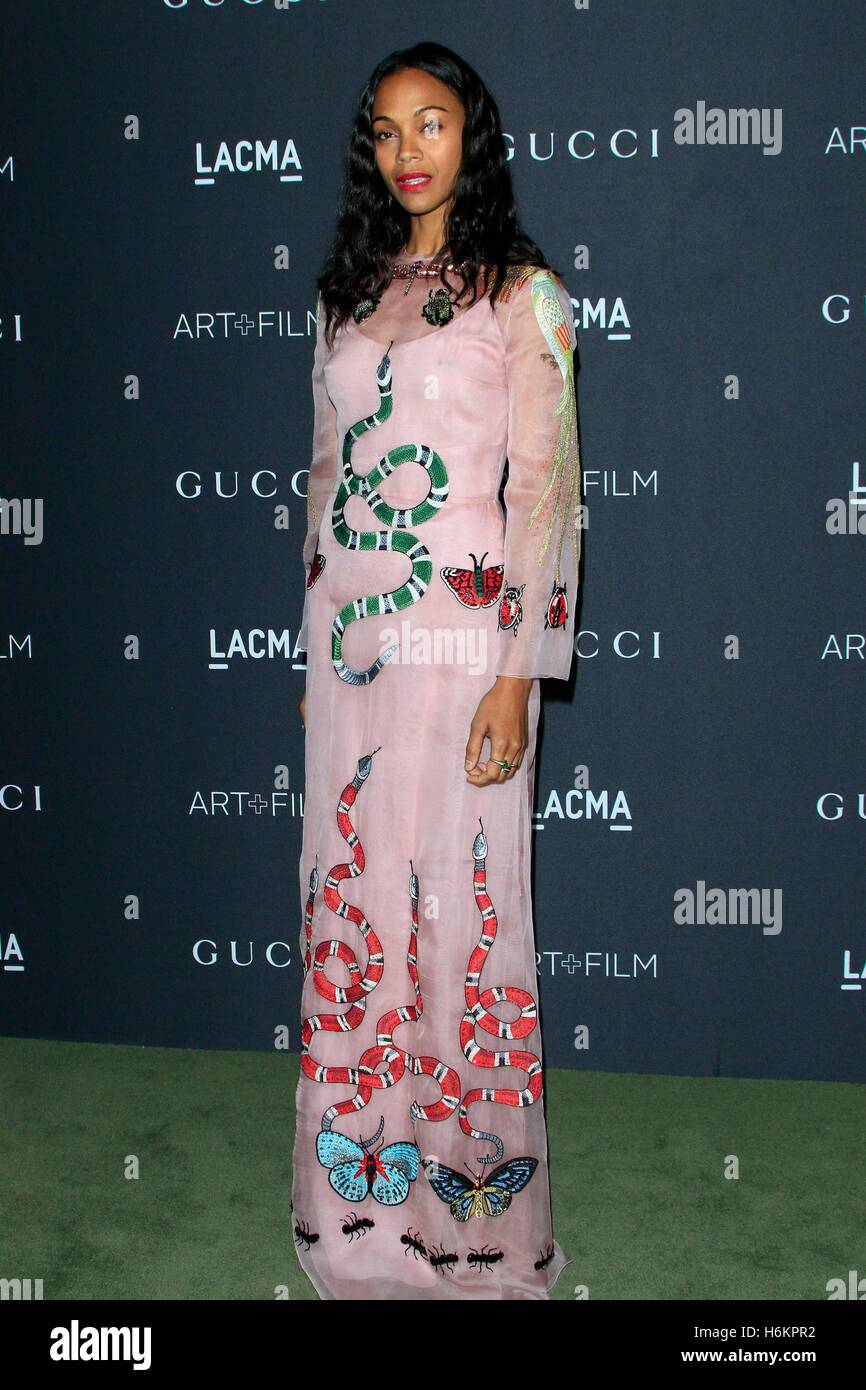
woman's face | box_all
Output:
[371,68,465,230]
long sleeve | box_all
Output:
[298,293,338,651]
[493,266,582,680]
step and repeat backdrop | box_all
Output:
[2,1,864,1083]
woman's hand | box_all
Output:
[300,690,306,730]
[464,676,531,786]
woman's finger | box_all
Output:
[464,714,487,773]
[467,733,526,788]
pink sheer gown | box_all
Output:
[291,248,582,1300]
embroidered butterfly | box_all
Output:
[306,552,326,590]
[422,1155,538,1220]
[316,1128,420,1205]
[440,552,504,609]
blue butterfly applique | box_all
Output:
[422,1155,538,1220]
[316,1128,420,1205]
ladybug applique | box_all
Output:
[544,581,568,631]
[498,582,525,637]
[306,553,326,590]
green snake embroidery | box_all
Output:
[331,345,449,685]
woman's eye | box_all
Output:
[374,121,441,142]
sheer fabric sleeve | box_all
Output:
[494,266,582,681]
[298,292,338,651]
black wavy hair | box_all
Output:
[316,40,560,347]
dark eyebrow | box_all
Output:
[372,105,448,124]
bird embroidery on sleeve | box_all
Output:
[525,270,582,585]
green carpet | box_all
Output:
[2,1038,862,1300]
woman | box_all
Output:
[292,40,582,1300]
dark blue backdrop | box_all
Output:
[2,0,864,1084]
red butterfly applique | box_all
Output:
[439,552,504,609]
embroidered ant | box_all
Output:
[294,1219,320,1250]
[467,1244,504,1271]
[341,1212,375,1242]
[534,1244,555,1270]
[400,1227,428,1261]
[428,1244,460,1276]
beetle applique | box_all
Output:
[544,581,568,631]
[421,287,455,327]
[306,553,326,590]
[498,582,525,637]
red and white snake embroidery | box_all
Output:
[458,824,543,1166]
[300,751,461,1142]
[301,760,543,1171]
